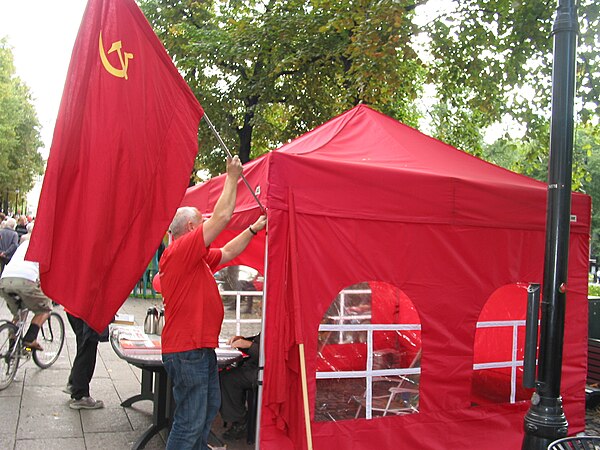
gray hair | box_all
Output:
[4,217,16,230]
[169,207,201,239]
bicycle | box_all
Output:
[0,293,66,390]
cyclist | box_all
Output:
[0,236,52,351]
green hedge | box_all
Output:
[590,284,600,297]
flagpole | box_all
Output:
[202,114,267,214]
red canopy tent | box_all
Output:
[183,105,591,449]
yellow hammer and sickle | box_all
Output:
[99,31,134,79]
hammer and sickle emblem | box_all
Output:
[99,31,134,79]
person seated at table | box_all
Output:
[220,334,260,441]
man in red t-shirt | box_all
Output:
[160,155,266,450]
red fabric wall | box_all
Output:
[257,153,590,449]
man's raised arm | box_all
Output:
[220,215,267,265]
[202,156,243,246]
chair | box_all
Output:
[353,348,421,418]
[548,436,600,450]
[245,385,258,444]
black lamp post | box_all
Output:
[522,1,579,449]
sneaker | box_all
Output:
[222,422,247,440]
[69,396,104,410]
[62,384,73,395]
[23,340,43,351]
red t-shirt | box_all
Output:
[159,225,224,353]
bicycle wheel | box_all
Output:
[0,322,20,390]
[32,312,65,369]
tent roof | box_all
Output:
[184,104,590,233]
[269,104,539,188]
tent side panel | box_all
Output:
[259,161,589,449]
[310,403,529,450]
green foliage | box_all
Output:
[139,0,600,182]
[589,283,600,297]
[426,0,598,154]
[579,123,600,256]
[481,122,600,257]
[0,38,44,204]
[482,122,597,190]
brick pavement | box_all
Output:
[0,297,253,450]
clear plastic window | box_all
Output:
[216,265,263,339]
[471,283,535,406]
[315,281,422,422]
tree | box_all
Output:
[139,0,599,180]
[140,0,425,176]
[578,123,600,255]
[481,123,600,253]
[0,38,44,212]
[426,0,599,166]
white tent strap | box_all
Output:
[319,324,421,332]
[316,367,421,379]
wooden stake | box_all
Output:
[299,343,314,450]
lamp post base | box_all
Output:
[522,393,568,450]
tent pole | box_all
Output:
[202,113,267,214]
[255,220,269,450]
[522,1,578,449]
[299,343,314,450]
[286,188,314,450]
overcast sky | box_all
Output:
[0,0,87,158]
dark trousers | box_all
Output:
[66,313,98,400]
[220,368,255,424]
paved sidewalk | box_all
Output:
[0,297,252,450]
[3,297,600,449]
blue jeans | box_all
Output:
[163,348,220,450]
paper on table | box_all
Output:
[120,338,161,352]
[117,326,149,341]
[217,348,244,356]
[113,313,135,325]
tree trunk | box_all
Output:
[237,97,258,163]
[238,123,252,163]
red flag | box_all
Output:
[27,0,203,332]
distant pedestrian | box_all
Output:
[0,218,19,274]
[21,221,34,244]
[15,216,28,241]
